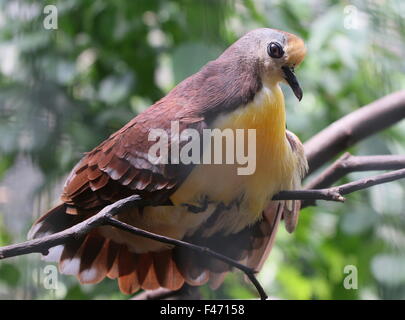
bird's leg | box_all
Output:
[181,195,212,214]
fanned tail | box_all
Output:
[28,200,291,295]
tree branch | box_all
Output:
[330,167,405,195]
[304,90,405,174]
[0,195,149,259]
[305,153,405,189]
[273,168,405,205]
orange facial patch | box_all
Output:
[284,33,306,67]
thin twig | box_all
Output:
[273,167,405,204]
[273,189,345,202]
[306,153,405,189]
[333,167,405,195]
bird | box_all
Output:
[28,28,308,295]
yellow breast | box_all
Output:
[170,84,296,231]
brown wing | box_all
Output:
[61,103,207,214]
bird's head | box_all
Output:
[223,28,306,101]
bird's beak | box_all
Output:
[282,66,303,101]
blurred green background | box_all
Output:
[1,0,405,300]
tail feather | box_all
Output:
[79,234,105,272]
[28,204,74,240]
[78,235,108,284]
[245,201,284,270]
[174,250,210,286]
[208,272,227,290]
[117,245,140,294]
[153,250,184,290]
[137,253,160,290]
[59,239,85,276]
[105,240,120,279]
[28,200,292,295]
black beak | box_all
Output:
[282,66,303,101]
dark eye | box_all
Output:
[267,42,284,59]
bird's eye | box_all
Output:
[267,42,284,59]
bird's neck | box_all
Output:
[213,82,287,143]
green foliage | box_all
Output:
[0,263,21,287]
[0,0,405,299]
